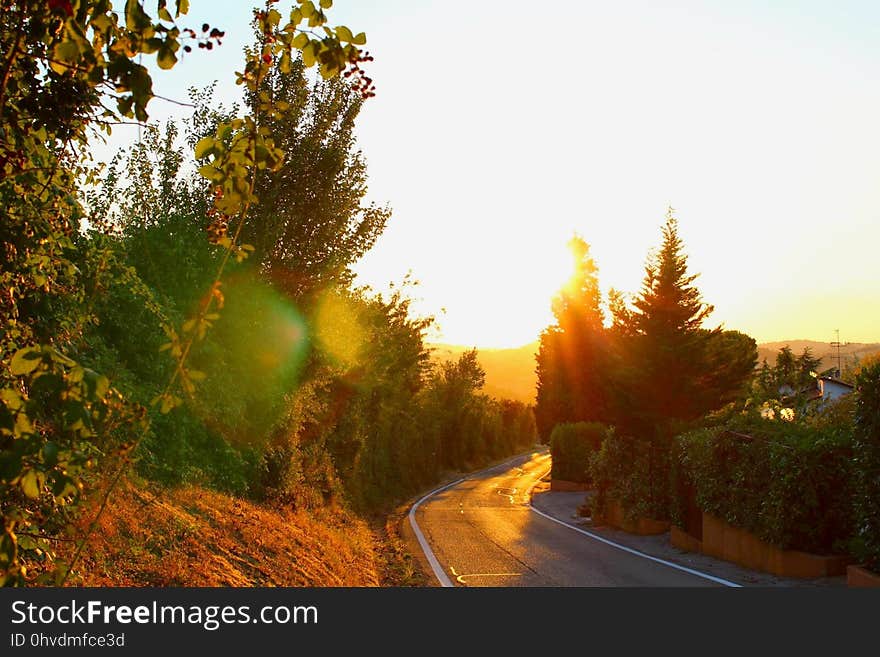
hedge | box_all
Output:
[853,362,880,572]
[674,414,855,554]
[589,432,672,521]
[549,422,606,483]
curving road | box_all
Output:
[411,450,727,587]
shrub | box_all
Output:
[675,410,856,554]
[550,422,607,483]
[852,362,880,571]
[590,431,671,521]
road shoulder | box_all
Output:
[529,483,846,588]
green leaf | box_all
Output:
[292,32,309,49]
[157,43,178,70]
[302,42,316,67]
[143,37,163,54]
[336,25,353,43]
[90,13,113,34]
[279,51,292,74]
[125,0,153,32]
[50,41,80,74]
[157,1,173,21]
[198,164,221,181]
[319,0,333,8]
[352,32,367,46]
[81,368,109,400]
[0,389,23,411]
[10,348,41,376]
[194,136,215,159]
[159,394,181,414]
[117,96,134,118]
[42,442,59,467]
[13,412,33,437]
[20,470,41,500]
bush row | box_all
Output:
[549,366,880,562]
[549,422,604,483]
[852,362,880,571]
[673,420,855,554]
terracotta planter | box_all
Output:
[702,513,849,578]
[847,565,880,588]
[550,479,590,492]
[671,525,702,553]
[600,500,670,535]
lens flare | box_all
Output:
[312,289,365,369]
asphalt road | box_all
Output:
[412,450,722,587]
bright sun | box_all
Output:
[440,240,579,350]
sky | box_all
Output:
[100,0,880,349]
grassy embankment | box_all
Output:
[60,478,427,587]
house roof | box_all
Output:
[804,388,822,401]
[819,376,854,389]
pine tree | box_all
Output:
[795,348,822,388]
[631,209,713,340]
[612,208,754,437]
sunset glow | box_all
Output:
[104,0,880,349]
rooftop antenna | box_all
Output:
[830,329,849,378]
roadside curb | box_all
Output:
[525,468,743,588]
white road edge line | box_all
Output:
[408,452,539,587]
[525,467,743,588]
[409,477,461,587]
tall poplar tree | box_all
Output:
[242,58,390,304]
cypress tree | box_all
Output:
[535,236,609,439]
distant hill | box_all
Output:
[428,338,880,405]
[756,340,880,373]
[428,342,539,404]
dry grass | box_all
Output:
[62,480,382,587]
[372,506,431,587]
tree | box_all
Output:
[1,0,370,586]
[241,58,388,303]
[535,235,609,439]
[424,349,487,468]
[755,346,822,400]
[611,209,755,437]
[795,348,822,388]
[774,346,797,391]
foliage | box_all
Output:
[77,74,536,522]
[532,211,759,525]
[753,346,822,403]
[243,58,388,302]
[674,407,856,554]
[1,0,370,586]
[852,361,880,571]
[549,422,606,483]
[535,236,610,439]
[590,430,672,522]
[609,209,756,438]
